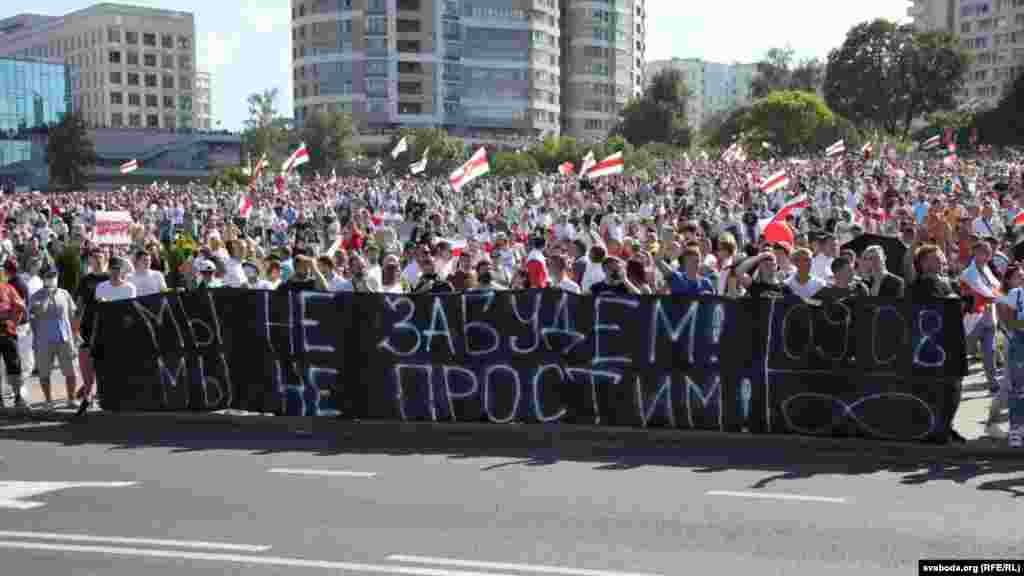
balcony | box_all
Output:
[397,40,421,54]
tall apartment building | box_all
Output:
[910,0,1024,108]
[195,70,212,129]
[290,0,645,144]
[647,58,756,128]
[0,3,204,130]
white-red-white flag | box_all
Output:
[921,134,941,150]
[249,155,268,190]
[759,170,789,194]
[120,159,139,174]
[960,259,1001,333]
[449,147,489,192]
[391,136,408,159]
[558,161,574,176]
[825,140,845,157]
[585,151,624,179]
[281,143,309,173]
[757,194,808,245]
[238,193,253,219]
[860,141,872,159]
[579,151,596,176]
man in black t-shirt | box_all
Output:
[589,256,638,295]
[73,251,111,416]
[815,257,868,300]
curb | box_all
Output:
[1,409,1019,462]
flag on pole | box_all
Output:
[757,194,808,245]
[860,142,872,159]
[825,140,845,157]
[410,147,429,174]
[120,159,139,174]
[374,158,383,176]
[759,170,789,194]
[585,151,625,179]
[238,193,254,219]
[249,155,268,190]
[943,127,953,146]
[281,143,309,173]
[960,259,1001,333]
[921,134,941,150]
[558,161,575,176]
[579,151,596,176]
[943,143,958,167]
[329,168,337,184]
[449,147,490,192]
[391,136,408,159]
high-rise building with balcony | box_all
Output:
[646,58,756,128]
[910,0,1024,109]
[195,70,212,129]
[290,0,645,145]
[0,3,203,130]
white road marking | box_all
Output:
[388,554,667,576]
[0,481,137,510]
[0,530,271,552]
[268,468,377,478]
[0,540,526,576]
[706,490,846,504]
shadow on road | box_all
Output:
[1,417,1023,498]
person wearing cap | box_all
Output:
[589,255,641,295]
[242,260,273,290]
[0,261,26,409]
[193,258,220,289]
[28,263,78,410]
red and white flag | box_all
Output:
[449,147,490,192]
[249,155,268,190]
[238,193,253,219]
[438,238,468,258]
[585,151,624,179]
[943,143,958,167]
[281,143,309,174]
[921,134,941,150]
[759,170,789,194]
[757,194,808,245]
[960,260,1001,333]
[825,140,845,157]
[558,161,575,176]
[1013,211,1024,227]
[850,208,865,228]
[579,151,596,176]
[860,142,872,159]
[120,159,139,174]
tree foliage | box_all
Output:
[741,90,835,157]
[297,109,357,174]
[975,71,1024,146]
[243,88,289,164]
[386,127,464,177]
[824,19,969,135]
[614,69,691,147]
[46,112,96,190]
[700,106,749,150]
[750,47,824,99]
[491,150,540,177]
[209,166,250,189]
[526,136,582,173]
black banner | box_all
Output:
[92,289,966,442]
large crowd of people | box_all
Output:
[0,147,1022,445]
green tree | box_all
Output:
[741,90,835,157]
[526,135,581,173]
[700,106,749,150]
[750,47,824,99]
[298,109,357,175]
[975,71,1024,146]
[387,127,464,177]
[614,69,691,147]
[209,166,250,189]
[824,19,969,135]
[243,88,288,164]
[46,112,96,189]
[491,150,540,176]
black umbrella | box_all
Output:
[842,233,908,277]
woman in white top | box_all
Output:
[95,257,137,302]
[995,282,1024,448]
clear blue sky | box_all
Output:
[16,1,911,132]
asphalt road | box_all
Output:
[0,419,1022,575]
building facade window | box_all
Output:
[128,93,141,106]
[145,74,157,87]
[367,16,387,35]
[110,92,123,104]
[126,51,138,66]
[144,53,157,67]
[147,114,158,127]
[180,76,192,90]
[111,113,123,127]
[110,71,122,84]
[125,31,138,44]
[143,33,157,47]
[178,36,191,50]
[145,94,158,107]
[162,34,174,49]
[127,73,139,86]
[164,95,175,108]
[108,28,120,43]
[179,55,192,70]
[109,50,121,63]
[162,54,174,69]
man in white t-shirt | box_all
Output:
[785,247,826,299]
[95,257,137,302]
[128,250,166,297]
[550,253,581,294]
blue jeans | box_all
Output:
[968,322,998,387]
[1008,332,1024,434]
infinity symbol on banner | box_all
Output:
[780,393,937,440]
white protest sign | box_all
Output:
[92,211,132,245]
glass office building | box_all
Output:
[0,57,69,190]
